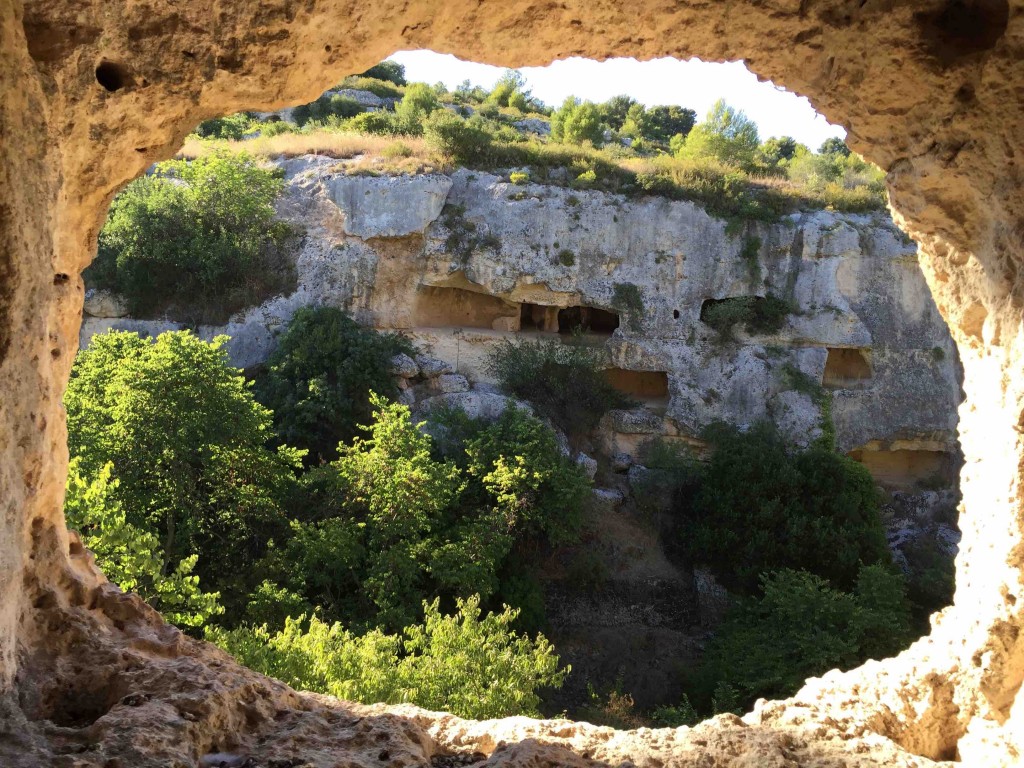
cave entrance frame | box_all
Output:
[3,1,1022,763]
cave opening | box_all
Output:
[822,347,873,388]
[557,306,620,336]
[412,285,519,330]
[8,19,1001,763]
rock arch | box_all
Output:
[2,0,1023,764]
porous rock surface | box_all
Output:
[4,1,1024,766]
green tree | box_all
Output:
[65,330,303,621]
[599,95,637,131]
[487,70,530,109]
[266,398,586,631]
[550,97,605,146]
[674,421,889,593]
[207,596,567,719]
[695,567,912,709]
[756,136,803,175]
[89,151,293,322]
[677,99,760,169]
[395,82,441,134]
[358,60,407,86]
[645,105,697,143]
[193,112,255,140]
[255,306,413,464]
[819,137,851,157]
[65,458,223,629]
[423,110,494,164]
[292,94,364,127]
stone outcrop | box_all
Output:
[5,1,1024,766]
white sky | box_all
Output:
[388,51,845,150]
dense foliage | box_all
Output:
[693,567,913,708]
[90,152,294,322]
[255,306,413,463]
[208,596,567,719]
[701,295,794,340]
[487,338,633,437]
[261,396,588,631]
[65,330,303,621]
[65,458,223,628]
[673,421,890,593]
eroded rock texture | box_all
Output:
[2,0,1024,765]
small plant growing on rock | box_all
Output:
[487,338,632,438]
[612,282,645,333]
[510,171,530,185]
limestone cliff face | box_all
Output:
[83,160,961,486]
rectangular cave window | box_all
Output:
[603,368,669,405]
[847,448,953,490]
[412,286,519,331]
[822,347,873,388]
[557,306,620,335]
[520,302,560,332]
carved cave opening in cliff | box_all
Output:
[603,368,669,405]
[412,285,520,330]
[822,347,873,388]
[8,27,998,765]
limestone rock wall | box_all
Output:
[5,0,1024,765]
[84,162,962,481]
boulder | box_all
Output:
[389,352,419,378]
[434,373,470,393]
[324,174,453,238]
[83,289,128,318]
[575,452,598,480]
[415,354,453,378]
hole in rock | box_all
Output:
[63,50,967,753]
[822,347,872,388]
[95,60,132,92]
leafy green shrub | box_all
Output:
[345,110,404,136]
[259,119,297,137]
[700,295,793,340]
[510,171,530,185]
[338,75,405,99]
[693,567,912,710]
[193,112,255,140]
[292,94,365,127]
[487,338,633,437]
[65,330,303,622]
[89,151,294,322]
[673,421,889,593]
[612,282,644,333]
[676,99,760,170]
[650,697,700,727]
[551,97,605,146]
[394,82,441,134]
[65,458,223,629]
[255,306,413,464]
[423,110,494,164]
[267,397,587,631]
[357,61,407,86]
[208,596,567,719]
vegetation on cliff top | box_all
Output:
[179,60,886,222]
